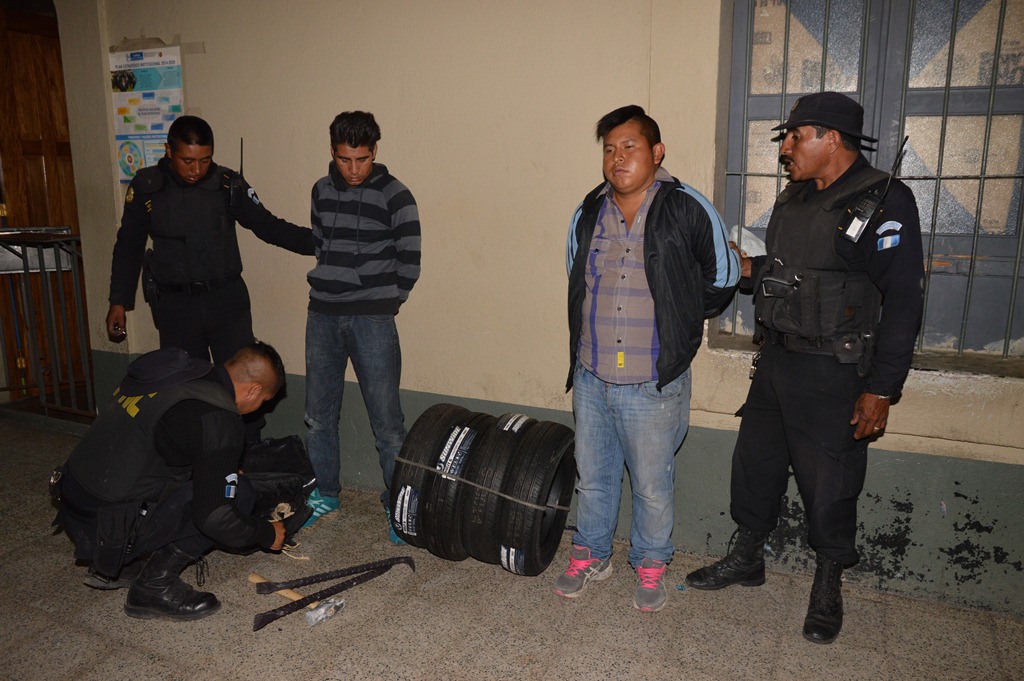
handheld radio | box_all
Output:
[839,135,909,243]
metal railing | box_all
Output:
[0,227,96,416]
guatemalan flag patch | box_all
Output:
[878,234,901,250]
[224,472,238,498]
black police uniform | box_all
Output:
[731,154,924,567]
[109,158,314,363]
[57,349,278,575]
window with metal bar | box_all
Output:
[713,0,1024,376]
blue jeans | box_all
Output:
[571,363,691,567]
[305,311,407,504]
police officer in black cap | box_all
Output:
[685,92,924,644]
[105,115,314,364]
[54,342,311,621]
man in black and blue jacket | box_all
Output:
[556,105,739,612]
[302,111,421,542]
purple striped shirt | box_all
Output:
[578,175,665,384]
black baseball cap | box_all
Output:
[771,92,877,147]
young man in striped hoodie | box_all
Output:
[302,111,421,542]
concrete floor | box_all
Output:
[2,411,1022,681]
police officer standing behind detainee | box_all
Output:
[105,115,314,364]
[685,92,924,645]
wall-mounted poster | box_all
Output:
[109,46,183,183]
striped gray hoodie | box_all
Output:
[307,162,421,314]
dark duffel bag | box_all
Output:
[240,435,317,520]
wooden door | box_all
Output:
[0,8,90,409]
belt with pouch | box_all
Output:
[762,329,867,365]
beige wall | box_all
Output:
[54,0,1022,465]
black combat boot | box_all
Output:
[684,526,768,590]
[802,553,844,644]
[123,543,221,621]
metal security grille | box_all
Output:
[714,0,1024,373]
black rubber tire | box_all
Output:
[422,412,495,561]
[390,403,470,547]
[459,413,538,564]
[497,421,576,576]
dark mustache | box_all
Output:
[779,155,793,165]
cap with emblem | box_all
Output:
[772,91,877,148]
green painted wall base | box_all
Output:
[91,351,1024,616]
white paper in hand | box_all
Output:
[729,226,767,258]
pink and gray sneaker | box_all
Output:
[553,545,612,598]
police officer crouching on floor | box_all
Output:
[52,341,311,621]
[685,92,924,644]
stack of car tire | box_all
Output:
[389,403,576,576]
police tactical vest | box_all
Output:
[133,163,244,285]
[67,380,237,503]
[754,164,889,357]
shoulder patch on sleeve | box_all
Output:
[876,220,902,235]
[125,186,134,204]
[247,187,260,205]
[224,472,238,498]
[877,234,901,250]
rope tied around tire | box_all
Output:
[394,455,571,512]
[390,404,576,575]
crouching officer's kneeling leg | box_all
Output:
[124,541,220,621]
[120,481,224,621]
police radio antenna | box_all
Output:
[881,135,909,199]
[890,135,909,175]
[228,138,246,209]
[838,135,909,243]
